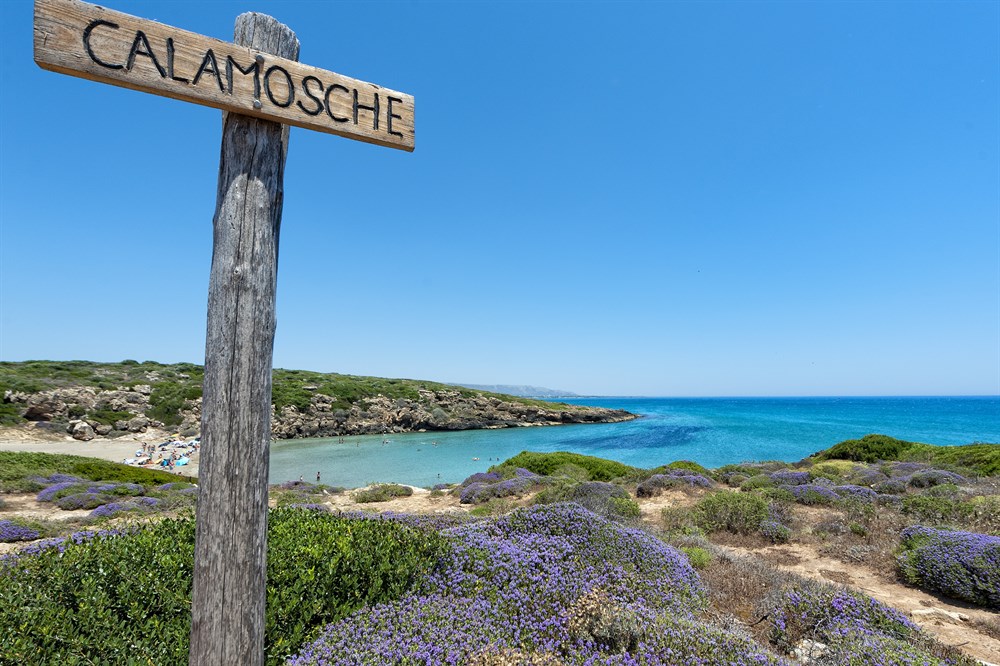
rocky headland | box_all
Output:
[0,361,636,442]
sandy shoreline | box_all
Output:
[0,434,200,478]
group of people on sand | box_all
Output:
[122,437,199,472]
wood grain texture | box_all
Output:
[34,0,414,151]
[188,13,296,666]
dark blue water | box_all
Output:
[269,396,1000,489]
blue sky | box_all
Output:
[1,0,997,397]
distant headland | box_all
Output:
[0,360,636,442]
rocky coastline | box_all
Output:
[2,385,637,442]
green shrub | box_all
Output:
[813,434,920,463]
[902,443,1000,477]
[758,487,796,503]
[681,546,712,569]
[0,508,447,665]
[0,402,24,426]
[740,474,775,491]
[353,484,413,503]
[496,451,636,482]
[652,460,712,477]
[902,495,976,527]
[608,496,641,521]
[550,462,592,481]
[809,460,855,482]
[531,477,578,505]
[148,381,202,426]
[712,464,759,487]
[692,492,769,535]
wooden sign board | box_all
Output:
[34,0,414,151]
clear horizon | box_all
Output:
[1,1,997,397]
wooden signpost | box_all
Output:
[34,0,414,151]
[33,1,414,664]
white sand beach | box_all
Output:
[0,430,199,478]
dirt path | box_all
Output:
[315,485,470,515]
[718,541,1000,665]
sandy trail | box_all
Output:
[714,541,1000,665]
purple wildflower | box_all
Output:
[834,485,878,502]
[898,526,1000,609]
[769,470,811,486]
[783,483,840,505]
[0,519,40,543]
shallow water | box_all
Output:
[268,396,1000,489]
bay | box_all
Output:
[269,396,1000,489]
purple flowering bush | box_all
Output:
[817,631,970,666]
[853,468,890,487]
[769,470,811,486]
[768,582,918,651]
[1,527,132,564]
[87,482,144,496]
[898,526,1000,608]
[874,479,908,495]
[89,497,160,519]
[783,483,840,505]
[833,485,878,503]
[459,471,503,486]
[637,471,714,497]
[0,519,40,543]
[760,519,791,544]
[35,480,90,503]
[56,492,114,511]
[567,481,641,522]
[885,462,930,478]
[906,469,967,488]
[289,503,794,665]
[459,476,534,504]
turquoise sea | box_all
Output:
[269,396,1000,489]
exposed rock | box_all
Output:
[127,416,149,433]
[114,419,129,431]
[792,639,828,662]
[911,607,970,624]
[71,421,95,441]
[22,396,62,421]
[94,424,113,436]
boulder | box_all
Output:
[94,424,113,436]
[127,416,149,432]
[71,421,95,441]
[114,419,129,431]
[23,395,63,421]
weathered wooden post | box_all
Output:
[34,1,414,661]
[187,14,298,666]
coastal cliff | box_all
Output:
[0,361,635,441]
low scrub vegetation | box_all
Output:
[813,435,1000,477]
[352,483,413,503]
[898,526,1000,609]
[495,451,637,481]
[0,508,446,665]
[2,443,997,664]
